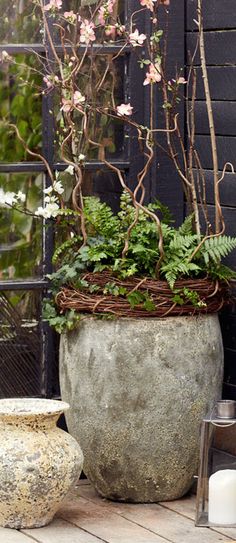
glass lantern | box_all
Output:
[196,401,236,527]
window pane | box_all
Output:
[62,0,124,16]
[93,169,122,212]
[54,0,125,42]
[0,172,43,280]
[0,289,42,397]
[0,0,125,45]
[0,54,42,162]
[54,56,125,161]
[0,0,42,44]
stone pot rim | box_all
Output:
[0,398,70,417]
[71,313,216,322]
[63,313,218,331]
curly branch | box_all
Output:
[8,124,54,183]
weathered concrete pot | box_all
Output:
[0,398,83,528]
[60,314,223,502]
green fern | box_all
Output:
[45,193,236,331]
[57,208,80,217]
[148,200,173,225]
[83,196,120,239]
[200,236,236,265]
[169,234,198,252]
[206,263,236,282]
[161,261,201,289]
[177,214,194,236]
[52,236,82,264]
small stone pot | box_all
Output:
[0,398,84,529]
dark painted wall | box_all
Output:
[186,0,236,398]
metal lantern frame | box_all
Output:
[196,411,236,527]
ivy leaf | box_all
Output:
[172,293,185,306]
[79,246,90,262]
[143,299,156,311]
[89,284,100,293]
[73,279,89,289]
[89,251,108,262]
[127,291,144,308]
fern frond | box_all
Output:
[57,208,81,217]
[161,261,201,289]
[161,224,173,240]
[169,234,198,252]
[208,263,236,282]
[52,236,82,264]
[177,214,194,236]
[148,199,173,225]
[201,236,236,265]
[165,269,178,289]
[83,197,120,239]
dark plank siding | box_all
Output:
[206,204,236,237]
[194,102,236,135]
[187,0,236,31]
[187,31,236,65]
[200,206,236,267]
[194,135,236,170]
[186,2,236,398]
[195,170,236,207]
[195,67,236,101]
[224,348,236,383]
[151,0,185,225]
[222,347,236,399]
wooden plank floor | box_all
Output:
[2,480,236,542]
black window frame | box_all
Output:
[0,0,146,397]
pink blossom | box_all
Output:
[98,7,106,26]
[43,75,59,88]
[61,91,85,112]
[64,11,77,22]
[98,1,115,26]
[43,76,53,89]
[44,0,62,11]
[129,29,146,47]
[107,0,115,13]
[0,50,12,63]
[105,25,116,38]
[140,0,157,12]
[61,98,72,113]
[116,103,133,116]
[116,24,126,36]
[170,77,187,85]
[143,63,161,85]
[73,91,86,105]
[177,76,187,84]
[80,20,96,45]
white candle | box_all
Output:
[209,470,236,525]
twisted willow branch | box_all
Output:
[197,0,222,234]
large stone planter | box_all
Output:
[0,398,83,528]
[60,314,223,502]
